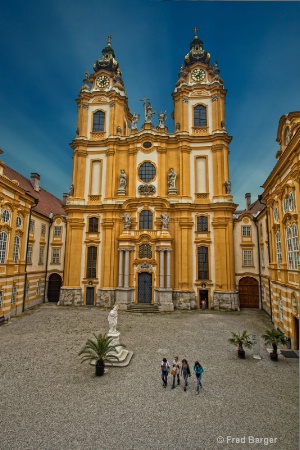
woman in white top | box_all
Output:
[171,356,181,389]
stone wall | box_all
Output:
[212,291,239,311]
[172,290,197,310]
[58,288,83,306]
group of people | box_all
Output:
[161,357,204,394]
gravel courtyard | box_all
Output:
[0,305,298,450]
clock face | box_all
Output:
[191,68,206,82]
[96,75,109,88]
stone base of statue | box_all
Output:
[115,288,134,310]
[117,187,126,196]
[155,289,174,312]
[168,187,177,194]
[105,329,133,367]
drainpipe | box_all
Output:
[22,198,39,313]
[43,212,53,303]
[254,217,262,310]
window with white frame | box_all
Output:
[0,290,2,308]
[288,192,295,212]
[283,198,288,214]
[13,236,20,263]
[286,225,299,270]
[36,280,41,296]
[29,220,35,233]
[278,299,284,321]
[11,285,16,304]
[243,250,253,266]
[0,232,8,264]
[54,226,62,237]
[16,216,22,228]
[52,248,60,264]
[27,246,33,263]
[273,207,279,222]
[1,209,11,223]
[41,224,46,236]
[25,283,29,300]
[276,232,282,267]
[242,226,251,237]
[39,247,44,264]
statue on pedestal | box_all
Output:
[108,305,119,333]
[168,168,177,193]
[161,213,170,230]
[122,213,131,230]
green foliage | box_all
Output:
[262,329,287,355]
[228,330,253,351]
[78,333,123,365]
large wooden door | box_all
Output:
[47,273,62,302]
[239,277,259,308]
[138,273,152,303]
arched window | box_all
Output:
[13,236,20,263]
[139,210,153,230]
[197,246,209,280]
[0,232,8,264]
[286,225,299,270]
[288,192,295,211]
[93,111,105,132]
[194,105,207,127]
[88,217,99,232]
[197,216,208,232]
[1,209,10,223]
[275,231,282,267]
[87,246,97,278]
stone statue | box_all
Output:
[224,180,231,194]
[108,305,119,333]
[122,213,131,230]
[161,213,170,230]
[68,183,74,196]
[145,102,155,123]
[118,170,127,189]
[131,113,140,130]
[158,111,167,128]
[168,168,177,189]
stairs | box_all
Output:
[126,304,160,313]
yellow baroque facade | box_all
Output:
[260,112,300,349]
[59,32,238,311]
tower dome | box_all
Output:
[184,27,210,66]
[93,35,121,74]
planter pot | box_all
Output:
[95,362,105,376]
[238,349,245,359]
[270,352,278,362]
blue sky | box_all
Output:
[0,0,299,209]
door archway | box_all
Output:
[138,272,152,304]
[239,277,259,308]
[47,273,62,303]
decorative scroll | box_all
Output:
[138,184,156,196]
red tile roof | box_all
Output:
[3,166,66,218]
[235,198,266,216]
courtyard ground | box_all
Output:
[0,305,298,450]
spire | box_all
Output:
[93,35,121,74]
[184,26,210,67]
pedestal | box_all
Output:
[155,289,174,312]
[115,288,134,310]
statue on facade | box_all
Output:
[131,112,140,130]
[68,183,74,196]
[158,111,167,129]
[118,170,127,189]
[161,213,170,230]
[108,305,119,333]
[122,213,131,230]
[168,168,177,192]
[145,101,155,123]
[224,180,231,194]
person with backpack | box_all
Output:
[161,357,170,388]
[181,359,191,392]
[171,356,181,389]
[193,361,204,394]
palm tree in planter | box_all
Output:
[228,330,253,359]
[262,329,287,361]
[79,333,123,376]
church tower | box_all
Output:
[59,31,238,311]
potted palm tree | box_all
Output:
[262,329,287,361]
[228,330,253,359]
[79,333,123,376]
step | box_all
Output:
[127,304,160,313]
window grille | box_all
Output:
[11,285,16,304]
[87,246,97,278]
[13,236,20,263]
[0,290,2,307]
[0,232,8,264]
[198,247,209,280]
[276,232,282,266]
[52,248,60,264]
[138,162,156,183]
[16,216,22,228]
[29,220,35,233]
[140,210,153,230]
[54,227,62,237]
[93,111,105,132]
[243,250,252,266]
[39,247,44,264]
[27,246,33,263]
[139,244,152,259]
[242,226,251,237]
[41,224,46,236]
[194,105,207,127]
[36,281,41,296]
[197,216,208,232]
[25,283,29,300]
[88,217,99,232]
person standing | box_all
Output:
[171,356,181,389]
[161,358,170,388]
[193,361,204,394]
[181,359,191,392]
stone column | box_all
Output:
[159,250,165,288]
[124,249,130,288]
[166,249,171,289]
[118,249,124,288]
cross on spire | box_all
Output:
[193,26,198,37]
[107,34,112,46]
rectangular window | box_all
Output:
[87,246,97,278]
[41,224,46,236]
[39,247,44,264]
[0,290,2,307]
[36,281,41,296]
[52,248,60,264]
[243,250,253,266]
[25,283,29,300]
[11,285,16,304]
[197,247,209,280]
[194,105,207,127]
[29,220,35,233]
[242,226,251,236]
[88,217,99,233]
[54,226,62,237]
[27,246,33,263]
[197,216,208,232]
